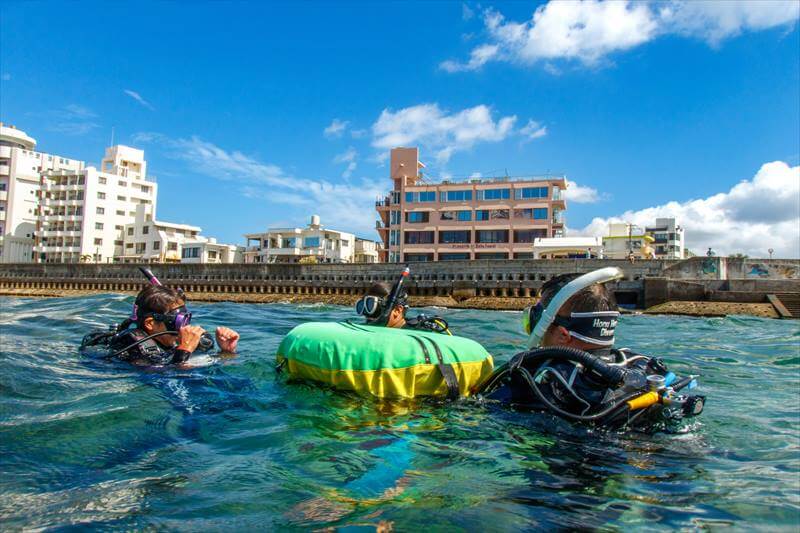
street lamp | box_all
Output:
[768,248,774,260]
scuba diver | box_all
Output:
[355,267,452,334]
[476,267,705,432]
[81,267,240,366]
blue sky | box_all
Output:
[1,1,799,256]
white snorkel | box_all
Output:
[527,267,625,349]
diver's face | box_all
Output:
[144,301,185,347]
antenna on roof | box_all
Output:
[110,126,115,146]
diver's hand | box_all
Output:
[216,326,240,353]
[177,325,206,354]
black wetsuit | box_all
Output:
[107,328,216,366]
[484,347,659,426]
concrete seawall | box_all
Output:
[1,258,798,316]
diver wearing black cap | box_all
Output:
[355,267,451,334]
[477,268,705,431]
[81,268,240,366]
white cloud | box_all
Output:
[462,3,475,21]
[124,89,154,110]
[333,147,358,178]
[564,180,603,203]
[132,133,383,237]
[442,0,799,71]
[37,104,99,136]
[324,118,349,138]
[573,161,800,257]
[520,119,547,141]
[662,0,800,44]
[371,103,517,163]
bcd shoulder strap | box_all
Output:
[411,335,459,400]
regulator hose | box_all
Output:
[508,346,627,387]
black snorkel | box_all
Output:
[139,267,162,286]
[373,266,410,326]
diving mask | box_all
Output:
[356,295,384,320]
[149,305,193,331]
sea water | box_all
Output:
[0,295,798,530]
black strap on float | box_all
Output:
[411,335,459,400]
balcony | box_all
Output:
[0,164,9,176]
[375,197,392,208]
[0,146,11,158]
[0,190,6,202]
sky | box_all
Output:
[1,0,798,257]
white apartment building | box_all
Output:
[117,205,242,264]
[645,218,685,259]
[244,215,356,263]
[0,123,85,262]
[36,146,158,263]
[603,223,655,260]
[532,237,604,259]
[354,237,379,263]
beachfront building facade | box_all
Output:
[645,218,685,259]
[0,123,85,262]
[532,237,604,259]
[35,146,158,263]
[603,223,655,259]
[354,237,379,263]
[375,147,568,262]
[244,215,357,264]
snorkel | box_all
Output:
[527,267,624,349]
[373,267,410,326]
[139,267,162,286]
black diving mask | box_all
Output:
[149,306,193,331]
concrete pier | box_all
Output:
[0,258,798,316]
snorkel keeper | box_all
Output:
[524,267,624,349]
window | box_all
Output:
[97,192,106,199]
[127,227,134,236]
[117,195,126,201]
[406,211,430,223]
[114,240,123,246]
[390,210,401,225]
[182,247,200,258]
[135,242,146,254]
[477,188,510,201]
[439,253,470,261]
[476,209,509,220]
[533,208,548,220]
[116,210,125,216]
[95,222,104,230]
[118,180,126,187]
[304,236,320,248]
[405,253,433,262]
[208,250,217,259]
[140,186,150,193]
[475,252,510,260]
[514,229,547,243]
[167,242,178,251]
[513,208,548,220]
[514,187,549,199]
[476,230,509,243]
[284,237,298,248]
[389,230,399,246]
[341,239,349,247]
[476,210,489,221]
[440,190,473,202]
[126,243,134,249]
[439,230,471,244]
[152,241,160,251]
[405,191,436,203]
[142,226,149,235]
[440,210,471,221]
[0,183,5,191]
[115,225,123,231]
[404,231,435,244]
[99,177,107,185]
[94,238,102,245]
[96,207,104,215]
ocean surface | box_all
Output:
[1,294,798,531]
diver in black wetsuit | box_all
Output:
[478,268,705,431]
[81,269,240,366]
[355,268,451,334]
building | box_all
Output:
[354,237,379,263]
[244,215,356,263]
[0,123,85,262]
[532,237,604,259]
[645,218,685,259]
[603,223,655,259]
[375,147,567,262]
[180,238,243,264]
[35,146,158,263]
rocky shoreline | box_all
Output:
[0,288,786,319]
